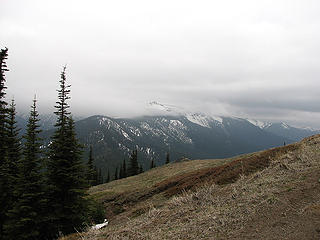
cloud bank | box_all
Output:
[1,0,320,127]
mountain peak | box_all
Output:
[147,101,184,114]
[147,101,224,128]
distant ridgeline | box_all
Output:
[36,112,318,180]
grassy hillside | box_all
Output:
[62,135,320,240]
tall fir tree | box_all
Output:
[0,48,8,159]
[97,168,103,184]
[87,145,95,186]
[119,164,123,179]
[46,67,88,237]
[6,99,21,176]
[165,152,170,164]
[139,164,143,174]
[0,48,9,239]
[114,167,118,180]
[93,165,98,186]
[128,149,139,177]
[106,169,110,183]
[150,159,156,169]
[4,98,45,239]
[3,99,22,238]
[122,159,127,178]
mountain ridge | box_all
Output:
[19,102,318,178]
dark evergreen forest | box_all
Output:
[0,48,107,239]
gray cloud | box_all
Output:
[1,0,320,128]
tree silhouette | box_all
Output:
[128,149,139,176]
[5,98,45,239]
[165,152,170,164]
[150,159,156,169]
[46,67,88,237]
[0,48,9,239]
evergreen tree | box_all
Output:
[106,169,110,183]
[97,168,103,184]
[0,48,8,158]
[0,48,9,239]
[150,159,156,169]
[3,99,22,238]
[128,149,139,177]
[93,165,98,186]
[119,164,123,179]
[114,167,118,180]
[46,67,88,237]
[4,98,45,239]
[165,152,170,164]
[6,99,21,176]
[122,159,127,178]
[87,145,95,186]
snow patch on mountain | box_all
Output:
[121,130,132,141]
[300,126,318,131]
[186,113,211,128]
[280,122,289,129]
[147,101,183,115]
[118,142,130,152]
[140,122,165,137]
[212,116,223,124]
[98,117,112,128]
[185,113,222,128]
[147,101,223,128]
[169,120,186,129]
[247,119,271,129]
[146,147,152,155]
[128,126,141,136]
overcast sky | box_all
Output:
[1,0,320,128]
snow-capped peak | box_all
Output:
[147,101,223,128]
[147,101,184,115]
[247,119,271,129]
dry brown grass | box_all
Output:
[87,158,232,219]
[64,134,320,240]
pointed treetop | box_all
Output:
[0,48,9,101]
[54,66,72,128]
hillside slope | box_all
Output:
[67,134,320,240]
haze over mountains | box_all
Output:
[16,102,318,177]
